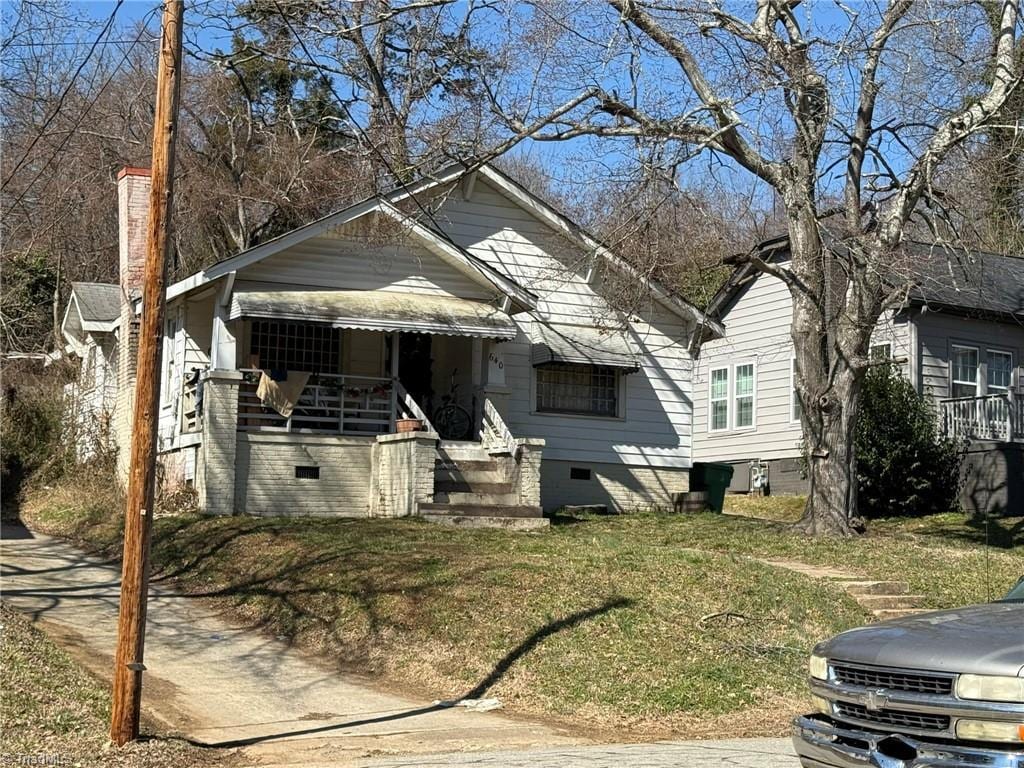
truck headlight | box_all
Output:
[956,674,1024,703]
[809,654,828,681]
[955,719,1024,743]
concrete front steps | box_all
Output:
[839,580,930,621]
[424,442,548,530]
[759,559,932,621]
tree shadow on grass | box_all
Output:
[187,596,633,750]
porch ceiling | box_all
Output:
[529,322,641,371]
[229,289,518,339]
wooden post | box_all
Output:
[110,0,184,747]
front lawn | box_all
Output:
[21,479,1022,740]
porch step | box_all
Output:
[421,513,549,531]
[419,503,543,518]
[435,480,513,495]
[433,479,518,505]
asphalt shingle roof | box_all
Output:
[71,282,120,323]
[901,242,1024,319]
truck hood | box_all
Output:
[819,602,1024,677]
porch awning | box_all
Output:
[529,322,640,371]
[229,289,518,339]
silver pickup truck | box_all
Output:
[794,576,1024,767]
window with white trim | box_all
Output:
[951,345,979,398]
[535,363,619,417]
[790,358,802,422]
[709,366,729,431]
[249,321,341,373]
[987,350,1013,393]
[734,363,755,428]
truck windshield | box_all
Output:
[999,577,1024,602]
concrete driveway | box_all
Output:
[1,523,799,767]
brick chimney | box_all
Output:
[118,166,151,299]
[114,166,151,481]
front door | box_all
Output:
[397,333,434,414]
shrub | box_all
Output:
[1,362,75,515]
[855,363,964,518]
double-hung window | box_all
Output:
[734,363,755,429]
[709,362,755,431]
[535,363,619,417]
[987,350,1013,394]
[951,345,979,398]
[709,367,729,432]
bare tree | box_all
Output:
[479,0,1022,534]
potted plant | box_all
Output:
[395,417,424,433]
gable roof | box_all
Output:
[167,193,537,312]
[70,282,120,324]
[165,160,722,335]
[709,236,1024,324]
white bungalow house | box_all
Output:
[692,235,1024,516]
[63,163,722,523]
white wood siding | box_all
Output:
[242,225,494,301]
[434,181,695,468]
[695,272,798,462]
[696,265,1024,464]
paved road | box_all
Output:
[357,740,798,767]
[1,523,800,767]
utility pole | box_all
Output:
[110,0,184,747]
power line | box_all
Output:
[3,6,160,215]
[1,0,125,192]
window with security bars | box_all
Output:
[250,321,341,373]
[536,363,619,417]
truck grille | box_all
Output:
[835,701,950,732]
[831,663,953,695]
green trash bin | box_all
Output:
[690,462,734,513]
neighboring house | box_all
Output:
[693,235,1024,516]
[61,282,121,458]
[63,163,723,522]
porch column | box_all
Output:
[197,369,241,515]
[389,332,400,431]
[210,303,236,371]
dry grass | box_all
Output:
[22,474,1023,740]
[0,604,231,768]
[724,494,806,523]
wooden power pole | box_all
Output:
[110,0,184,747]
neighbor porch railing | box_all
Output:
[939,392,1023,442]
[237,369,394,435]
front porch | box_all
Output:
[173,311,546,525]
[939,393,1024,443]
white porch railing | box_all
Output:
[940,392,1023,442]
[481,397,518,456]
[394,380,435,432]
[237,369,393,435]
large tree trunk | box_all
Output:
[786,211,872,535]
